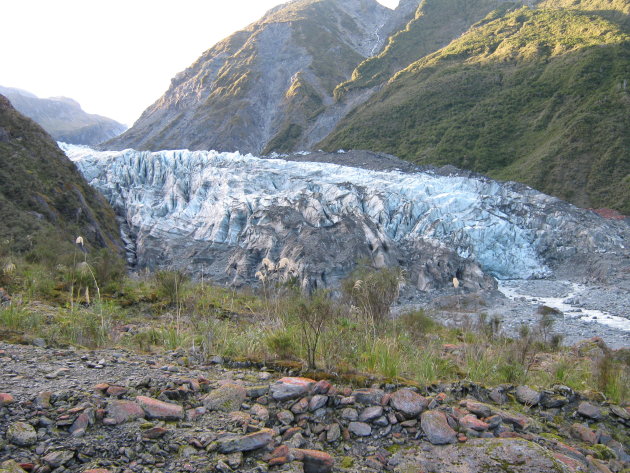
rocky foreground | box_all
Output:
[0,342,628,473]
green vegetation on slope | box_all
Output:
[0,94,122,255]
[322,5,630,212]
[335,0,524,98]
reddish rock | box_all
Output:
[69,410,93,436]
[291,397,310,414]
[459,414,490,431]
[105,400,145,425]
[0,393,15,406]
[420,410,457,445]
[390,389,428,418]
[83,470,110,473]
[142,426,168,439]
[570,423,597,445]
[553,453,586,472]
[460,400,493,418]
[291,449,334,473]
[136,396,184,420]
[312,380,332,395]
[93,383,110,392]
[106,385,127,397]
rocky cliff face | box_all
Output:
[0,87,126,146]
[105,0,417,154]
[0,95,122,254]
[64,145,629,291]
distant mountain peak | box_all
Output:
[0,86,126,146]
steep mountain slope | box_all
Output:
[0,87,127,146]
[106,0,416,154]
[0,94,122,255]
[322,1,630,212]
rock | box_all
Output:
[420,410,457,445]
[309,395,328,411]
[105,400,145,424]
[277,409,295,425]
[6,421,37,447]
[390,389,428,418]
[495,409,534,431]
[0,393,15,407]
[136,396,184,420]
[489,387,508,405]
[570,423,597,444]
[460,400,494,418]
[610,405,630,420]
[577,402,602,420]
[394,438,575,473]
[42,450,74,468]
[326,423,341,443]
[203,382,246,412]
[352,388,384,405]
[515,386,541,406]
[69,409,93,436]
[459,414,489,431]
[341,408,358,421]
[348,421,372,437]
[291,397,310,414]
[0,460,26,473]
[293,449,334,473]
[312,380,332,395]
[34,391,52,409]
[105,385,127,397]
[251,404,270,422]
[143,426,168,439]
[540,393,568,409]
[271,377,316,401]
[359,406,384,423]
[217,428,274,453]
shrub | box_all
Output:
[154,270,189,306]
[342,265,404,338]
[291,290,337,369]
[398,309,437,340]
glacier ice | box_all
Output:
[62,144,628,289]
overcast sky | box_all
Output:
[2,0,399,126]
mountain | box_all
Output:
[0,87,126,146]
[105,0,629,213]
[0,94,122,255]
[105,0,419,154]
[321,0,630,213]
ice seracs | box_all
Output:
[62,144,628,291]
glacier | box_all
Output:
[62,144,628,290]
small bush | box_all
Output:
[266,329,298,359]
[398,309,437,340]
[155,270,189,306]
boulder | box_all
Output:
[420,410,457,445]
[515,386,541,406]
[6,422,37,447]
[352,388,384,405]
[292,449,335,473]
[203,382,246,412]
[271,378,316,401]
[390,389,428,418]
[577,402,602,420]
[217,428,274,453]
[105,400,145,424]
[136,396,184,420]
[348,421,372,437]
[394,438,574,473]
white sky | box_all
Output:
[1,0,399,126]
